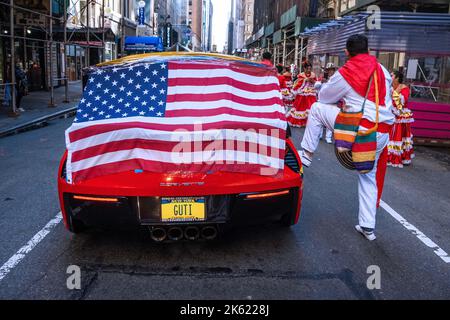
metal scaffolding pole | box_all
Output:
[282,31,287,66]
[9,0,17,116]
[294,37,299,67]
[273,45,277,65]
[102,0,105,62]
[48,0,56,107]
[86,0,90,66]
[121,0,125,57]
[63,0,69,103]
[299,37,304,73]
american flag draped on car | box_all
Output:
[65,54,286,183]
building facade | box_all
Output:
[246,0,328,65]
[303,2,450,142]
[0,0,133,94]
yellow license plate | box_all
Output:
[161,197,206,222]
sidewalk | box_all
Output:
[0,81,82,132]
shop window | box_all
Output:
[406,56,450,104]
[378,52,401,72]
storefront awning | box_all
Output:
[53,27,117,43]
[303,12,450,56]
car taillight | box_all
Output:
[73,195,120,203]
[284,144,301,173]
[245,190,290,199]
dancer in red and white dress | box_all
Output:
[388,71,415,167]
[280,66,294,114]
[287,62,317,127]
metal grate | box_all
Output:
[284,146,300,173]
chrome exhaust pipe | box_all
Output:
[201,226,218,240]
[167,227,184,241]
[184,226,200,241]
[150,227,167,242]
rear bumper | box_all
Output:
[61,187,302,229]
[57,138,303,230]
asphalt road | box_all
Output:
[0,117,449,300]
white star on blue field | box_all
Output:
[75,63,169,123]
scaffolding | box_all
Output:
[0,0,116,116]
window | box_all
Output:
[408,56,450,103]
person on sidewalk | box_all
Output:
[15,64,28,112]
[315,62,337,144]
[387,70,415,168]
[298,34,395,241]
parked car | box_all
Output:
[58,53,303,241]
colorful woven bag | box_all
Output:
[351,70,380,174]
[334,70,380,174]
[334,74,373,153]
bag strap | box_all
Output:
[358,69,379,136]
[361,72,374,114]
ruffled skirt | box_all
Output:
[387,119,415,168]
[287,95,316,128]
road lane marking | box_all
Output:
[380,200,450,264]
[0,212,62,282]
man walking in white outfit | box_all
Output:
[299,34,395,241]
[315,62,337,144]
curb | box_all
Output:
[0,107,77,139]
[414,137,450,147]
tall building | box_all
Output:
[230,0,254,54]
[208,1,214,51]
[154,0,189,48]
[243,0,255,42]
[234,0,245,52]
[190,0,203,51]
[201,0,213,52]
[227,0,243,54]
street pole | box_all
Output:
[63,0,69,103]
[49,0,56,107]
[282,30,286,66]
[86,0,90,66]
[10,0,17,116]
[102,0,105,62]
[23,27,27,71]
[294,37,299,68]
[299,36,304,73]
[120,0,125,57]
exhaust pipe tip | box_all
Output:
[201,226,218,240]
[184,226,200,240]
[167,227,184,241]
[150,227,167,242]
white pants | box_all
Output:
[319,128,333,141]
[301,102,389,229]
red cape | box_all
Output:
[339,54,386,105]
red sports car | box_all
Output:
[58,53,303,241]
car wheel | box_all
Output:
[67,215,86,233]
